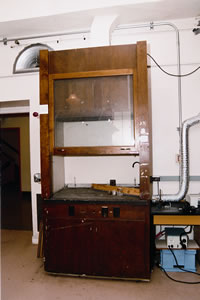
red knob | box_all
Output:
[33,112,39,117]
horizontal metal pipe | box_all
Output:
[0,28,90,44]
[116,21,178,32]
[159,176,200,181]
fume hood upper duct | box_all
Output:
[153,113,200,202]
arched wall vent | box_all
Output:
[13,43,53,74]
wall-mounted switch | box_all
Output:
[34,173,41,183]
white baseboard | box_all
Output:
[32,231,39,244]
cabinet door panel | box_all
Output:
[93,220,148,278]
[44,219,93,274]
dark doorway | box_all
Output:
[1,128,21,189]
[0,115,32,230]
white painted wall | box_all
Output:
[0,73,41,243]
[1,17,200,243]
[65,156,140,186]
[0,0,143,22]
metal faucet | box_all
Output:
[132,161,140,187]
[132,161,140,168]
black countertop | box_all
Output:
[151,202,200,215]
[46,187,147,205]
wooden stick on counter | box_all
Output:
[91,184,140,196]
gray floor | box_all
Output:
[1,229,200,300]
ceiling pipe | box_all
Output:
[0,28,90,45]
[90,15,119,47]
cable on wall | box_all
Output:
[147,53,200,77]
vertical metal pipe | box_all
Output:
[152,22,182,130]
[152,22,182,184]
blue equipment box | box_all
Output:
[160,249,196,272]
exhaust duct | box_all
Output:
[153,113,200,202]
[13,43,53,74]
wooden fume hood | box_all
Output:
[40,41,152,200]
[40,41,152,280]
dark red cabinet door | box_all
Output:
[92,220,149,279]
[44,218,93,275]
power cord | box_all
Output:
[179,226,193,250]
[159,265,200,284]
[168,247,200,276]
[147,53,200,77]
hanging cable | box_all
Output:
[147,53,200,77]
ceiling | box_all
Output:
[0,0,200,39]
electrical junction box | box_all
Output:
[186,194,200,208]
[165,227,187,249]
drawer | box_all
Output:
[44,203,147,221]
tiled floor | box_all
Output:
[1,229,200,300]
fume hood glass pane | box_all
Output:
[54,75,134,147]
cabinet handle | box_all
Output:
[101,207,108,217]
[69,205,75,216]
[120,147,131,151]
